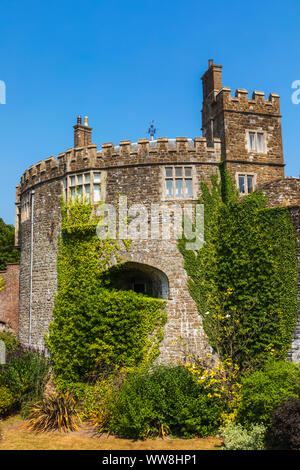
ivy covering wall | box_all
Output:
[179,171,298,371]
[46,199,167,385]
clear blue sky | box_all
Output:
[0,0,299,224]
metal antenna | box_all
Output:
[147,120,157,141]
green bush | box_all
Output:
[0,346,50,411]
[106,365,225,440]
[218,422,266,450]
[58,381,106,420]
[0,386,16,417]
[237,360,300,427]
[0,330,20,353]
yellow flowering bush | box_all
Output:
[184,353,241,426]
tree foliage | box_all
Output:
[0,218,20,271]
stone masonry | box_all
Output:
[15,60,300,363]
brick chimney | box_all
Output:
[201,59,223,101]
[73,115,92,148]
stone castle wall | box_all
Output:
[17,137,222,359]
[15,61,300,363]
[259,177,300,208]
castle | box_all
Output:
[1,60,299,362]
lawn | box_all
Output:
[0,415,223,451]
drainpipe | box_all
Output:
[28,189,35,347]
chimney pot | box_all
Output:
[209,59,214,67]
[84,116,89,127]
[77,115,82,125]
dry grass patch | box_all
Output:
[0,415,222,451]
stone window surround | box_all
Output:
[20,192,31,222]
[245,129,268,154]
[63,170,106,204]
[161,165,197,201]
[236,172,257,194]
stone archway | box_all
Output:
[108,261,169,300]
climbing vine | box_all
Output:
[179,171,298,371]
[46,197,167,386]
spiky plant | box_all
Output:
[26,392,80,433]
[88,408,111,436]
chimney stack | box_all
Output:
[201,59,223,145]
[73,115,92,148]
[201,59,223,100]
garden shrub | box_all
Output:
[266,398,300,450]
[184,354,242,426]
[0,330,20,353]
[59,369,122,420]
[0,345,50,411]
[0,386,16,417]
[237,359,300,427]
[106,365,225,440]
[218,422,266,450]
[26,392,80,433]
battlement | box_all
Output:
[19,137,222,193]
[99,136,221,157]
[215,87,281,114]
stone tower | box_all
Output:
[201,60,284,193]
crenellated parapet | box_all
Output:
[99,137,221,159]
[215,87,281,115]
[19,137,221,194]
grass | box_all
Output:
[0,415,223,450]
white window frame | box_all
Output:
[236,173,256,195]
[246,130,267,154]
[162,166,195,200]
[65,171,106,204]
